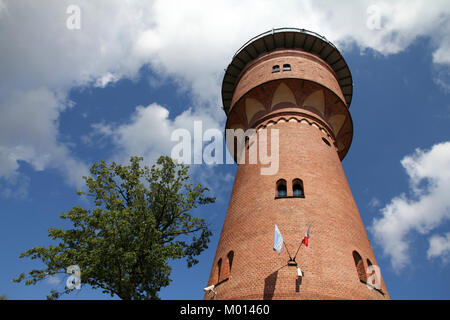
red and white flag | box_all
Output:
[301,225,311,247]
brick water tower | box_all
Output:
[205,28,389,300]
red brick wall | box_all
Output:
[205,119,389,300]
[205,48,389,300]
[230,49,345,112]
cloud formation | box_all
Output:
[90,103,219,165]
[371,142,450,270]
[0,0,449,194]
[428,233,450,263]
[89,102,233,204]
[0,88,88,189]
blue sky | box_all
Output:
[1,1,450,300]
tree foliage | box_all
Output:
[13,156,214,300]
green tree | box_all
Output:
[13,156,214,300]
[0,294,7,300]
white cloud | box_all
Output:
[0,0,6,16]
[92,103,221,165]
[371,142,450,270]
[45,275,62,286]
[0,1,152,94]
[433,64,450,93]
[428,233,450,262]
[1,0,449,194]
[368,197,381,209]
[0,88,88,190]
[0,173,30,200]
[2,0,449,98]
[131,0,450,101]
[89,102,234,203]
[94,72,120,88]
[0,1,153,191]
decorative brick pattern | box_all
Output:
[205,46,389,300]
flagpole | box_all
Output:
[293,242,303,261]
[293,225,310,260]
[283,241,293,261]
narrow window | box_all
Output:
[227,251,234,273]
[272,65,280,73]
[292,179,304,198]
[352,251,367,283]
[283,64,291,71]
[322,137,331,147]
[245,136,255,150]
[366,258,374,282]
[276,179,287,197]
[217,258,222,283]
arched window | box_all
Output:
[366,258,374,283]
[217,258,222,283]
[283,64,291,71]
[272,65,280,73]
[322,137,331,147]
[365,259,383,295]
[276,179,287,197]
[227,251,234,273]
[292,179,304,198]
[352,251,367,283]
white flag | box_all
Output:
[273,224,284,255]
[297,267,303,277]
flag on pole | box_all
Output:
[301,225,311,247]
[273,224,284,255]
[297,267,303,277]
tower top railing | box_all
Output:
[221,27,353,114]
